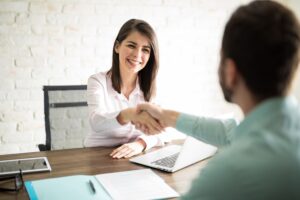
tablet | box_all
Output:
[0,157,51,175]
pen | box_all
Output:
[89,180,96,194]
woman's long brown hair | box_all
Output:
[107,19,159,101]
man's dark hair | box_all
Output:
[222,0,300,99]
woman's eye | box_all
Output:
[143,49,150,54]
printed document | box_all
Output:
[95,169,179,200]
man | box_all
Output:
[137,0,300,199]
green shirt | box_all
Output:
[177,96,300,200]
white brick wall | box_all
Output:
[0,0,299,155]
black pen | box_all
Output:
[89,180,96,194]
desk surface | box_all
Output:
[0,142,209,200]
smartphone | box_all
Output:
[0,157,51,175]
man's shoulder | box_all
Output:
[214,134,300,176]
[181,135,300,200]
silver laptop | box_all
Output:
[130,136,217,172]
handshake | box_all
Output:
[117,103,179,135]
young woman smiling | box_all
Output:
[84,19,166,159]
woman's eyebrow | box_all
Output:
[126,41,137,45]
[143,45,151,50]
[126,41,151,49]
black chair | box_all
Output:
[38,85,89,151]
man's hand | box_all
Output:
[110,139,146,159]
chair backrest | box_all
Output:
[38,85,90,151]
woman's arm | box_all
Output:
[87,75,124,132]
[88,75,163,134]
[110,130,168,159]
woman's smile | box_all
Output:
[126,58,142,67]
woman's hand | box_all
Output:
[117,107,164,134]
[110,139,146,159]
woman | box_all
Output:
[84,19,166,159]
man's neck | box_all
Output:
[233,88,259,116]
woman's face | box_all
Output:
[115,31,151,75]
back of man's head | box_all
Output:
[222,0,300,100]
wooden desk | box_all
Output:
[0,144,209,200]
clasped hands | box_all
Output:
[110,103,168,159]
[116,103,167,135]
[134,103,167,135]
[134,103,179,134]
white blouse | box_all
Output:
[84,71,166,150]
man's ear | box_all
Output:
[224,58,238,89]
[114,41,120,54]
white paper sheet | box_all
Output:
[95,169,179,200]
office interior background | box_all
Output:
[0,0,300,155]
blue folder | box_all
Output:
[25,175,112,200]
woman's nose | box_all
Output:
[132,48,142,58]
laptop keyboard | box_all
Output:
[151,153,180,168]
